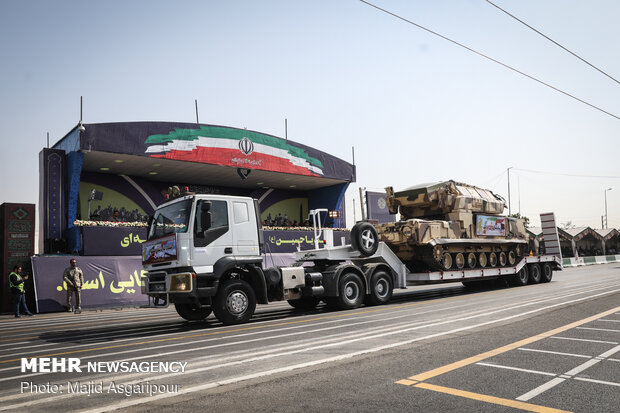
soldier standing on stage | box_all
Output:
[63,258,84,314]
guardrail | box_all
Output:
[562,255,620,267]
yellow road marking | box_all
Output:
[406,304,620,382]
[413,383,572,413]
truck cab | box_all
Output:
[142,194,266,324]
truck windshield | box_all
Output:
[148,199,192,240]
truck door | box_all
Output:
[193,199,233,266]
[231,200,260,255]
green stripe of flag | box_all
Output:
[145,126,323,168]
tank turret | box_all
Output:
[375,180,527,272]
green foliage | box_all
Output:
[509,213,530,228]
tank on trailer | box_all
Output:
[374,180,528,271]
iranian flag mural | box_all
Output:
[145,126,324,177]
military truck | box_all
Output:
[373,181,528,272]
[141,188,561,325]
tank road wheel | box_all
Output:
[213,279,257,325]
[174,303,212,321]
[528,264,542,284]
[541,263,553,283]
[488,252,498,267]
[366,270,393,306]
[466,253,477,269]
[511,265,529,286]
[351,222,379,257]
[478,252,488,268]
[454,253,465,270]
[441,253,453,270]
[499,252,507,267]
[508,250,517,266]
[288,297,321,310]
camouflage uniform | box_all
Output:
[63,262,84,312]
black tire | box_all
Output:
[174,303,212,321]
[511,266,529,286]
[351,222,379,257]
[528,264,542,284]
[288,296,321,310]
[213,279,257,325]
[366,270,393,306]
[541,263,553,283]
[335,272,365,310]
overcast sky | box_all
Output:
[1,0,619,229]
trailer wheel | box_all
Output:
[213,279,257,325]
[174,303,212,321]
[366,270,393,306]
[511,266,529,286]
[541,263,553,283]
[528,264,542,284]
[351,222,379,256]
[335,272,364,310]
[288,297,321,310]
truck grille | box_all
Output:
[146,271,167,293]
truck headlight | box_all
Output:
[169,274,192,292]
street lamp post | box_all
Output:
[604,188,612,229]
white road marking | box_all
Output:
[516,378,566,401]
[573,377,620,387]
[475,362,557,376]
[598,319,620,323]
[4,285,619,412]
[517,347,591,359]
[550,336,618,345]
[576,326,620,333]
[517,344,620,401]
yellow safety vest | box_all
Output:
[9,272,24,293]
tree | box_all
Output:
[509,213,530,228]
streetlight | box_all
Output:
[604,188,612,229]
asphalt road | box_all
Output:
[1,264,619,412]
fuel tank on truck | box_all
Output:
[374,180,528,271]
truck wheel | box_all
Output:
[541,263,553,283]
[288,297,321,310]
[213,279,257,325]
[528,264,542,284]
[336,272,364,310]
[366,270,393,306]
[174,303,212,321]
[511,266,529,286]
[351,222,379,256]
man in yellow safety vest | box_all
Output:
[9,265,33,318]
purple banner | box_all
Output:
[264,229,350,253]
[82,226,148,256]
[31,256,147,313]
[366,191,396,223]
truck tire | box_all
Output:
[213,279,257,325]
[366,270,393,306]
[511,266,529,286]
[541,263,553,283]
[528,264,542,284]
[333,272,364,310]
[351,222,379,257]
[174,303,212,321]
[288,297,321,310]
